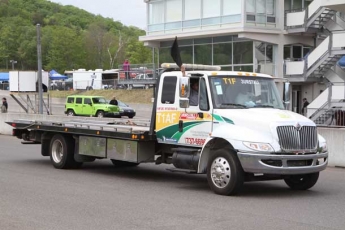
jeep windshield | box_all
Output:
[92,97,107,104]
[209,75,284,109]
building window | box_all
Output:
[203,0,221,18]
[158,36,258,71]
[184,0,201,20]
[148,0,241,32]
[255,42,275,75]
[149,1,164,25]
[161,76,177,104]
[246,0,276,26]
[194,44,212,65]
[166,0,182,23]
[233,41,253,64]
[213,43,232,65]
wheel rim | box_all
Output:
[98,112,103,118]
[210,157,231,188]
[52,139,63,163]
[67,111,74,116]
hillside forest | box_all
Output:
[0,0,154,73]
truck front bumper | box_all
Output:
[237,151,328,175]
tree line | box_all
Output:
[0,0,153,73]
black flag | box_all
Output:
[170,36,183,68]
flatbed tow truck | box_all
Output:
[6,63,328,195]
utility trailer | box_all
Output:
[7,64,328,196]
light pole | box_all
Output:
[9,60,17,70]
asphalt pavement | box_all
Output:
[1,135,345,230]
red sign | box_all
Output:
[179,113,198,120]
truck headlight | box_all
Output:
[318,142,328,153]
[243,142,273,152]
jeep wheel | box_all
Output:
[67,110,75,116]
[96,111,104,118]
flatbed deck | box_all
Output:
[7,119,155,141]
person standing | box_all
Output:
[301,98,310,116]
[123,59,130,80]
[1,97,8,113]
[109,96,118,106]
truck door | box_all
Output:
[155,74,180,145]
[178,76,212,147]
[155,73,212,147]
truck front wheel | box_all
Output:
[284,172,319,190]
[207,149,244,196]
[50,134,82,169]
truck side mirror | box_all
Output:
[180,98,189,108]
[283,82,290,108]
[179,77,190,98]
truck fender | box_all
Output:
[198,137,235,174]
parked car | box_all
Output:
[128,73,154,90]
[106,99,136,118]
[117,100,136,118]
[65,95,120,118]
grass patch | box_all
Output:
[49,89,154,104]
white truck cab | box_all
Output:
[155,63,328,195]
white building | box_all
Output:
[140,0,345,124]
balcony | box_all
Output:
[284,31,345,81]
[285,0,337,33]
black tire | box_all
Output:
[111,159,139,167]
[96,111,104,118]
[284,172,319,190]
[67,109,75,116]
[49,134,83,169]
[207,149,244,196]
[128,115,134,119]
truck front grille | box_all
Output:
[277,126,318,152]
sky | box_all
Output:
[49,0,147,29]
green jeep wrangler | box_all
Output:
[65,95,120,118]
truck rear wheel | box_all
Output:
[111,159,139,167]
[207,149,244,196]
[50,134,82,169]
[284,172,319,190]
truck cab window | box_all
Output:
[199,78,209,111]
[161,77,177,104]
[189,78,199,106]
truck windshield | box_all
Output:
[209,76,284,109]
[92,97,107,104]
